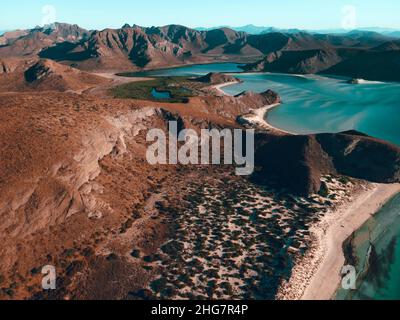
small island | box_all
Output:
[347,78,366,84]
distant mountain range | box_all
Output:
[1,22,400,81]
[196,25,302,34]
[196,24,400,36]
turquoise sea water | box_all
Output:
[137,63,400,146]
[223,73,400,146]
[335,194,400,300]
[137,63,400,299]
[133,62,244,77]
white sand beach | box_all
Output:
[215,79,400,301]
[212,80,241,96]
[214,81,293,135]
[243,103,294,135]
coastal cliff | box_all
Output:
[242,47,400,82]
[194,72,240,84]
[254,131,400,196]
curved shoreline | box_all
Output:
[240,98,400,300]
[213,80,242,96]
[241,103,295,135]
[215,81,294,135]
[217,79,400,301]
[277,183,400,300]
[244,99,400,300]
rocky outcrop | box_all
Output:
[23,59,109,91]
[254,134,335,195]
[316,131,400,183]
[0,30,29,46]
[254,131,400,196]
[0,106,154,235]
[243,48,342,74]
[0,23,90,58]
[0,58,39,91]
[194,72,239,84]
[24,59,53,82]
[347,78,363,84]
[235,90,281,106]
[243,44,400,82]
[192,89,281,120]
[41,22,91,42]
[0,59,19,74]
[324,50,400,82]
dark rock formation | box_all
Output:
[24,60,52,82]
[194,72,239,84]
[347,78,363,84]
[243,48,343,74]
[254,131,400,196]
[190,89,281,121]
[254,134,334,196]
[373,40,400,52]
[316,131,400,183]
[244,45,400,82]
[235,90,281,107]
[0,59,16,74]
[324,50,400,82]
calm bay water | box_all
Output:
[137,63,400,146]
[133,62,244,77]
[223,73,400,146]
[137,63,400,299]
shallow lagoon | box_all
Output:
[151,88,172,100]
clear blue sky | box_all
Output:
[1,0,400,31]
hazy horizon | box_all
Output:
[2,0,400,31]
[2,23,400,34]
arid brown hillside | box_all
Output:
[1,23,397,76]
[36,25,259,71]
[0,87,263,299]
[0,23,90,57]
[23,59,110,92]
[0,77,399,299]
[0,30,29,46]
[0,93,182,299]
[0,58,110,92]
